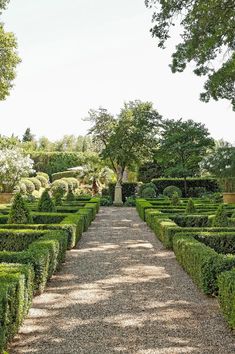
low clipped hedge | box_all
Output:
[0,263,34,353]
[0,223,80,251]
[218,269,235,329]
[0,230,67,294]
[32,212,69,224]
[0,229,49,252]
[170,215,210,228]
[173,235,235,295]
[195,232,235,255]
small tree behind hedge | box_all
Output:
[38,189,56,212]
[8,193,33,224]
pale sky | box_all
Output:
[0,0,234,142]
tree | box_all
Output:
[87,101,161,186]
[38,189,56,212]
[0,1,21,100]
[22,128,34,142]
[145,0,235,110]
[155,119,214,194]
[8,193,33,224]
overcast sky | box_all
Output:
[0,0,234,142]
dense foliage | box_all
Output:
[145,0,235,109]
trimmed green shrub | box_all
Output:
[100,196,112,206]
[8,194,33,224]
[141,186,156,199]
[213,205,230,227]
[28,177,41,191]
[52,170,79,181]
[163,185,182,198]
[0,230,68,294]
[152,178,219,197]
[138,182,157,197]
[171,192,180,206]
[35,174,48,188]
[51,179,68,195]
[21,179,35,194]
[0,229,49,251]
[32,212,68,224]
[195,232,235,255]
[62,177,79,190]
[124,197,136,207]
[173,235,235,295]
[218,269,235,329]
[60,214,83,247]
[185,198,196,214]
[38,190,56,212]
[37,172,49,183]
[171,215,210,228]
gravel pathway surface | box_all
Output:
[9,207,235,354]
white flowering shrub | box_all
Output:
[0,148,34,193]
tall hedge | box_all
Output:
[30,152,100,177]
[151,178,219,197]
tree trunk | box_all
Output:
[184,177,187,197]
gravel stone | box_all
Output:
[9,207,235,354]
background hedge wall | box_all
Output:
[108,183,138,202]
[151,178,219,197]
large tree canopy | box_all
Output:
[155,119,215,193]
[0,0,20,100]
[145,0,235,110]
[87,100,162,182]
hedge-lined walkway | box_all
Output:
[10,208,235,354]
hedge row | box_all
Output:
[173,235,235,295]
[0,230,68,352]
[0,198,100,352]
[218,269,235,329]
[151,178,219,196]
[138,198,235,328]
[0,263,34,353]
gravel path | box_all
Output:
[9,207,235,354]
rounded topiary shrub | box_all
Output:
[29,177,42,191]
[138,182,157,197]
[38,189,56,212]
[62,177,79,190]
[141,187,156,198]
[8,193,33,224]
[51,179,68,195]
[36,174,48,188]
[163,185,182,198]
[37,172,50,183]
[21,179,35,194]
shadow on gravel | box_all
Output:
[9,208,235,354]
